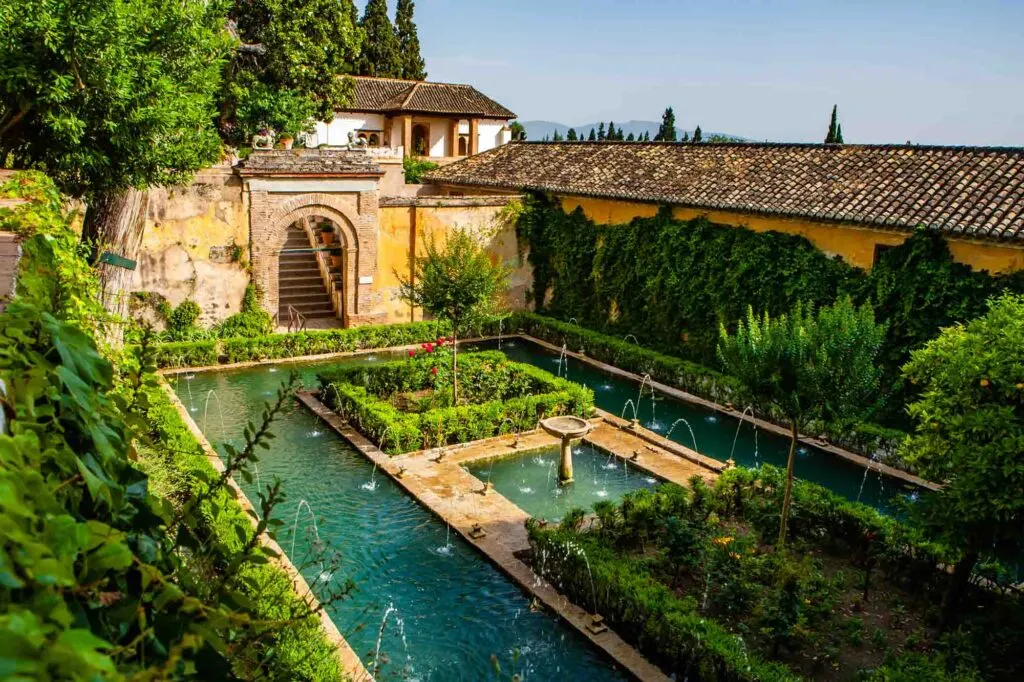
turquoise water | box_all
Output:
[466,338,917,512]
[174,363,628,681]
[465,445,660,522]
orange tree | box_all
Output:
[901,293,1024,631]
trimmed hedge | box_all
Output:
[528,523,798,682]
[318,351,594,454]
[141,383,344,680]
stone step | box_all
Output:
[279,304,336,318]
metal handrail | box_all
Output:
[286,304,307,333]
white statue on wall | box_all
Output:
[347,132,368,151]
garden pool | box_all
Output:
[466,338,917,512]
[464,444,661,522]
[174,363,628,681]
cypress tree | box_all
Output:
[626,131,635,141]
[682,130,689,142]
[597,122,606,140]
[825,104,839,144]
[358,0,402,77]
[606,121,617,140]
[395,0,427,80]
[552,130,563,141]
[588,128,596,141]
[693,125,702,142]
[836,122,844,144]
[655,107,677,141]
[643,130,650,141]
[567,128,578,141]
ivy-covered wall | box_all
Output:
[517,192,1024,424]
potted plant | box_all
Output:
[252,127,273,150]
[278,132,295,150]
[330,246,343,269]
[319,223,334,245]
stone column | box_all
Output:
[447,118,459,156]
[401,115,413,156]
[469,119,480,155]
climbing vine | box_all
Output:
[517,192,1024,425]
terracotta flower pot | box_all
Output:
[279,135,294,150]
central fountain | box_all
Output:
[540,415,594,484]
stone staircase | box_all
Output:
[278,226,336,322]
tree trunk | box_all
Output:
[777,423,799,548]
[81,188,149,344]
[940,550,979,633]
[451,331,459,405]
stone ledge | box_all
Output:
[378,194,521,208]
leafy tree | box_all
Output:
[597,122,606,140]
[825,104,841,144]
[588,128,597,141]
[718,297,886,546]
[0,0,231,326]
[357,0,401,77]
[626,132,635,141]
[655,106,677,141]
[397,229,509,403]
[395,0,427,79]
[509,120,526,140]
[229,0,362,133]
[567,128,578,141]
[693,125,703,142]
[901,293,1024,631]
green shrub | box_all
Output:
[318,351,594,454]
[164,299,204,341]
[403,155,439,183]
[527,523,799,681]
[151,339,219,368]
[217,284,274,338]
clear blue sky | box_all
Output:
[360,0,1024,145]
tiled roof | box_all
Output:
[345,77,516,119]
[425,142,1024,241]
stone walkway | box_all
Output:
[297,391,734,682]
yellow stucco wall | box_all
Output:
[135,166,250,323]
[378,202,531,323]
[560,196,1024,274]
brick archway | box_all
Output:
[249,191,379,325]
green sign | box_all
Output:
[98,251,137,270]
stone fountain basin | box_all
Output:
[540,415,593,440]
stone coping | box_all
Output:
[521,334,939,492]
[161,382,373,682]
[378,194,521,208]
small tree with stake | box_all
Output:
[718,296,886,547]
[397,229,509,404]
[901,293,1024,632]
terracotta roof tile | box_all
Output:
[425,142,1024,241]
[345,77,515,118]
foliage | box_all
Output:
[398,228,510,402]
[515,193,1024,426]
[825,105,844,144]
[403,155,439,183]
[655,106,677,141]
[527,522,799,681]
[717,298,886,547]
[1,172,107,334]
[217,284,274,339]
[0,0,229,197]
[318,351,594,454]
[509,121,527,141]
[165,300,204,341]
[227,0,361,143]
[395,0,426,80]
[356,0,401,77]
[901,293,1024,630]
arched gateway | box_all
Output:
[236,150,385,327]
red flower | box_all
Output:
[425,343,435,353]
[431,366,438,375]
[408,349,416,357]
[437,337,446,345]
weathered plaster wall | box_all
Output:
[559,196,1024,274]
[135,165,249,324]
[378,196,530,324]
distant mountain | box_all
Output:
[519,119,748,142]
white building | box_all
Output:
[307,76,516,159]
